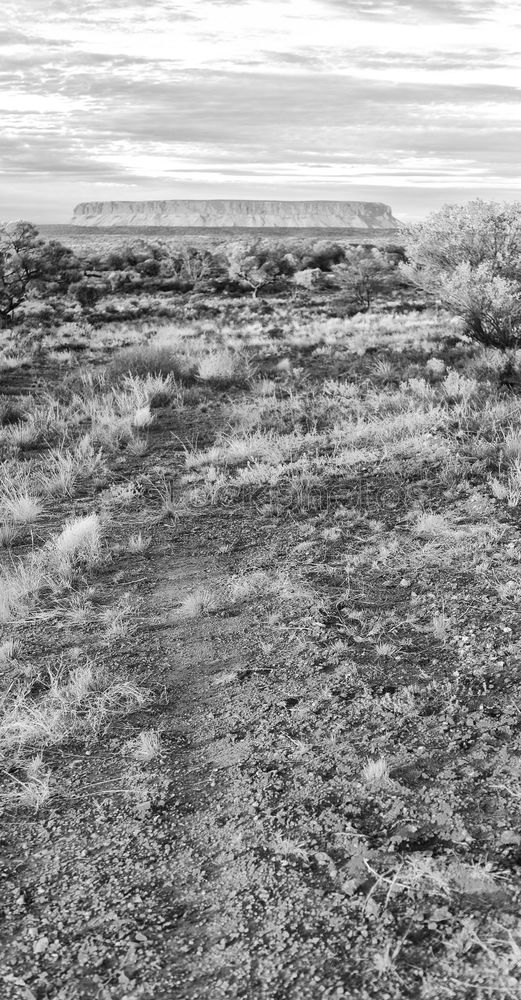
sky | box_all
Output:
[1,0,521,223]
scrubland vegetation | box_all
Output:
[3,201,521,998]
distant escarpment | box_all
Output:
[71,199,399,229]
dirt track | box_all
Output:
[0,377,284,999]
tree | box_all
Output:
[180,247,221,292]
[0,222,43,325]
[401,200,521,347]
[301,240,346,271]
[225,241,277,298]
[0,221,83,326]
[331,247,396,310]
[225,240,297,298]
[30,240,82,294]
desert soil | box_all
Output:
[3,305,521,999]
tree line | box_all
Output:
[2,200,521,351]
[0,222,405,328]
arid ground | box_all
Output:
[2,286,521,999]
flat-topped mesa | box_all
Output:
[71,199,399,229]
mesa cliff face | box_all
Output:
[71,199,399,229]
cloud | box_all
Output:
[322,0,503,23]
[0,28,32,45]
[3,67,520,185]
[1,0,521,219]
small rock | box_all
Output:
[33,935,49,955]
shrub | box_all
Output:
[291,268,325,292]
[402,200,521,348]
[301,240,346,271]
[224,240,296,298]
[331,247,397,310]
[73,279,107,309]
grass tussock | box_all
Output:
[0,658,148,764]
[196,348,253,386]
[0,513,103,623]
[107,340,195,382]
[48,513,102,580]
[177,569,317,620]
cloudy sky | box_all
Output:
[2,0,521,222]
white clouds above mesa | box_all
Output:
[1,0,521,220]
[321,0,504,23]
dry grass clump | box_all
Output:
[490,464,521,507]
[128,531,150,552]
[1,417,41,451]
[441,370,479,403]
[124,729,162,762]
[0,638,16,662]
[0,400,28,427]
[8,756,52,811]
[132,404,153,429]
[0,349,31,373]
[196,348,253,386]
[413,512,453,539]
[487,424,521,506]
[99,594,135,640]
[371,358,395,382]
[502,429,521,462]
[178,569,317,620]
[79,374,184,447]
[0,558,45,623]
[178,586,219,618]
[1,523,25,549]
[0,487,43,525]
[107,341,195,382]
[185,430,310,471]
[425,357,446,378]
[362,757,391,786]
[99,481,138,509]
[48,513,101,582]
[0,399,74,453]
[83,397,135,449]
[57,592,94,627]
[121,372,183,409]
[0,658,148,764]
[0,513,103,623]
[38,437,107,496]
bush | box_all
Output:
[73,280,108,309]
[330,247,397,310]
[402,200,521,348]
[300,240,346,271]
[224,240,298,298]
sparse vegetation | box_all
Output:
[3,209,521,998]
